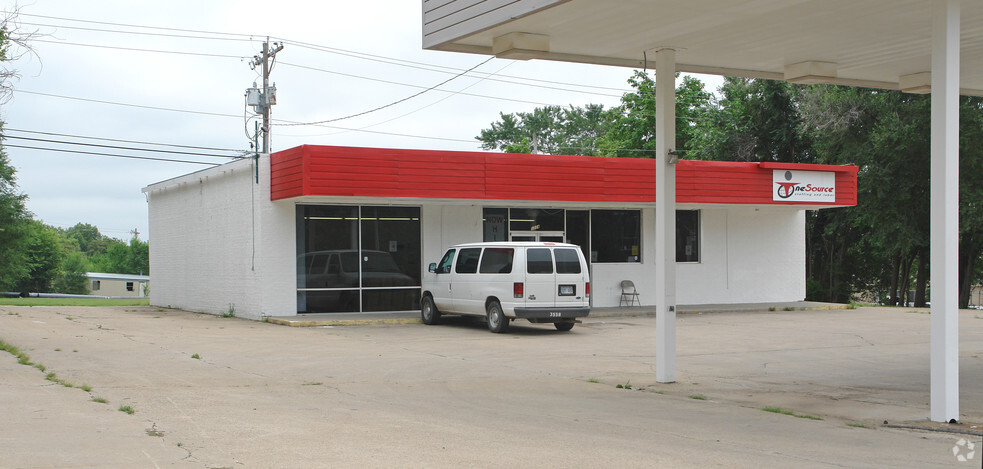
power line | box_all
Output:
[21,12,631,96]
[4,144,223,166]
[4,128,247,153]
[14,89,243,118]
[278,57,496,127]
[281,40,626,97]
[3,135,242,159]
[13,88,479,144]
[20,21,255,43]
[32,38,245,59]
[19,13,256,39]
[277,61,556,107]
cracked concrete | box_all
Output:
[0,305,980,468]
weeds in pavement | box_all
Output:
[119,405,135,415]
[587,378,600,383]
[191,353,201,359]
[616,380,635,390]
[689,394,708,400]
[92,397,108,404]
[762,406,823,420]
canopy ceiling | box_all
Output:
[424,0,983,95]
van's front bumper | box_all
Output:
[512,307,590,319]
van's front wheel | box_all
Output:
[486,301,509,333]
[421,295,440,325]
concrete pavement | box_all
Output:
[0,305,981,468]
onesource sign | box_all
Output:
[773,170,836,203]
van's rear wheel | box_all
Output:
[554,321,575,332]
[486,301,509,333]
[421,296,440,325]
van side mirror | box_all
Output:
[428,263,437,273]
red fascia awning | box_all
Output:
[270,145,858,207]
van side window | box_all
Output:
[526,248,554,274]
[456,248,482,274]
[554,248,582,274]
[436,249,456,274]
[479,248,514,274]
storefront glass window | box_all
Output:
[296,205,420,313]
[483,208,508,242]
[676,210,700,263]
[509,208,564,233]
[591,210,641,263]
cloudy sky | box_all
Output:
[2,1,719,241]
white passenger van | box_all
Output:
[421,242,591,333]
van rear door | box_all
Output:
[553,247,588,308]
[524,247,556,309]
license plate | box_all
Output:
[558,285,576,296]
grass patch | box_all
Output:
[1,340,92,392]
[119,405,135,415]
[587,378,600,383]
[0,298,149,307]
[221,304,236,318]
[689,394,708,400]
[302,381,323,386]
[762,406,823,420]
[191,353,201,360]
[763,406,794,416]
[92,397,108,404]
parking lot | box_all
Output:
[0,305,981,468]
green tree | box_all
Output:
[91,237,149,275]
[477,71,713,158]
[13,221,64,293]
[63,222,110,256]
[477,105,613,156]
[599,72,713,158]
[692,77,811,163]
[53,251,90,295]
[958,96,983,308]
[0,17,34,292]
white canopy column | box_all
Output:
[930,0,960,423]
[654,48,677,383]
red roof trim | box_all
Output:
[270,145,857,207]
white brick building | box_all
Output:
[143,145,856,320]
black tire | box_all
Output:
[421,295,441,325]
[554,321,575,332]
[486,301,509,333]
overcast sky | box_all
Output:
[2,1,720,241]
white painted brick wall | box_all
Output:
[145,155,295,319]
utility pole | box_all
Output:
[247,39,284,154]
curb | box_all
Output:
[265,317,422,327]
